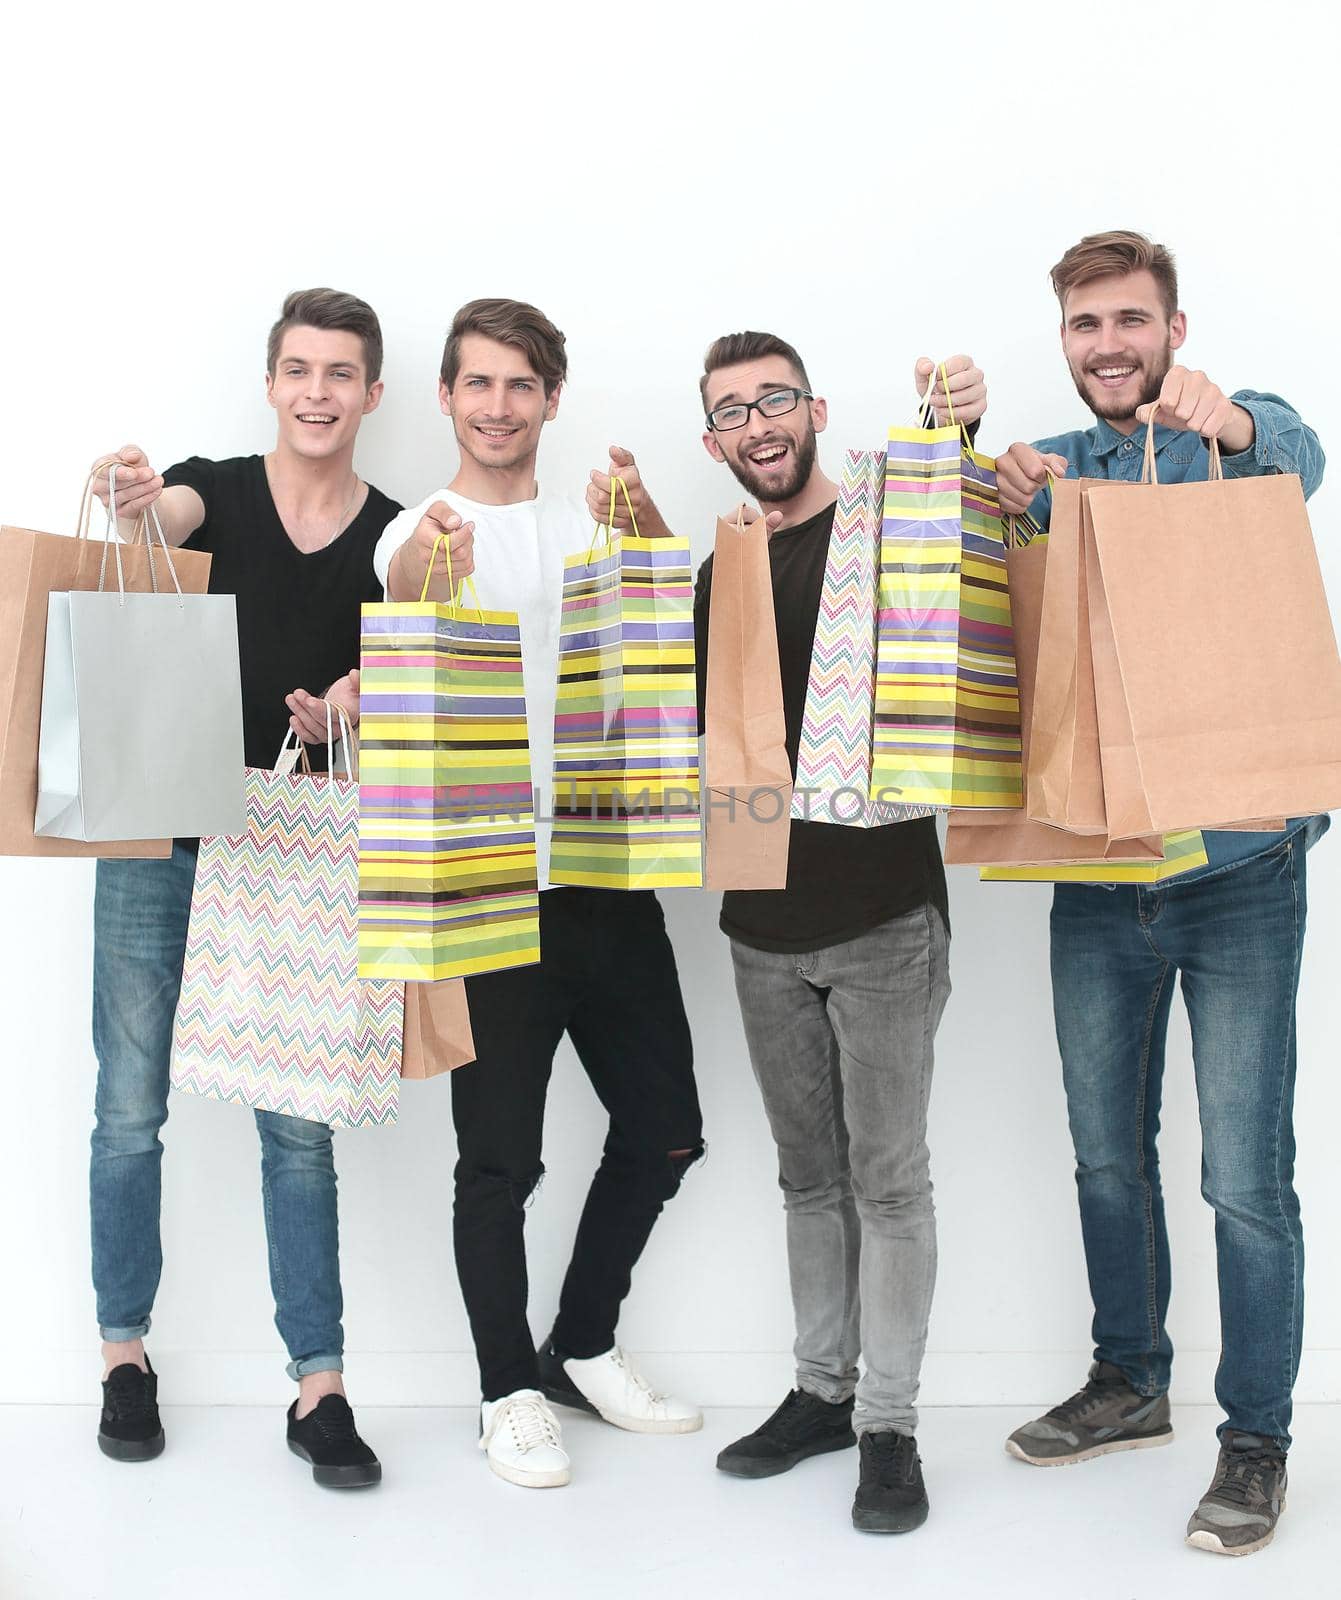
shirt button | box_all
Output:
[1123,441,1134,452]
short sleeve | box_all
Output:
[162,455,216,548]
[373,500,425,591]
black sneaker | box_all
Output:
[716,1388,856,1479]
[286,1394,382,1489]
[1186,1434,1288,1556]
[99,1359,165,1462]
[852,1430,929,1534]
[1006,1360,1172,1466]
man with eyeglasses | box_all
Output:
[627,333,984,1535]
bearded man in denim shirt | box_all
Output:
[995,230,1326,1559]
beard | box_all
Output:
[1068,340,1172,423]
[453,417,535,473]
[723,422,818,504]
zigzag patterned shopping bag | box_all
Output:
[170,714,403,1128]
[873,375,1022,809]
[550,479,702,888]
[357,546,540,981]
[793,448,936,828]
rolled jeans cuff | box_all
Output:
[287,1354,344,1382]
[99,1317,152,1342]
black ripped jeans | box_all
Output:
[452,888,703,1401]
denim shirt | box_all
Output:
[1027,390,1329,882]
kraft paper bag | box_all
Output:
[704,505,792,890]
[1084,433,1341,834]
[946,515,1161,867]
[981,828,1209,884]
[401,979,476,1080]
[1,472,212,857]
[1026,478,1116,834]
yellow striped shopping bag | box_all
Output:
[872,369,1021,808]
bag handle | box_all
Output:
[916,360,973,450]
[272,700,356,782]
[1140,406,1223,485]
[584,474,640,563]
[418,531,485,623]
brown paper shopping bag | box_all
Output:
[0,470,213,857]
[400,979,476,1079]
[946,516,1161,868]
[704,505,792,890]
[1084,430,1341,835]
[1026,479,1119,834]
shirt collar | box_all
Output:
[1091,414,1181,458]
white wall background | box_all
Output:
[1,0,1337,1409]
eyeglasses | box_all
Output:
[705,387,813,432]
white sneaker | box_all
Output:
[479,1389,571,1488]
[546,1345,703,1435]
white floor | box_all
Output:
[1,1403,1335,1600]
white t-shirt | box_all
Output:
[372,485,592,889]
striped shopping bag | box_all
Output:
[170,714,403,1128]
[793,448,936,828]
[550,479,702,887]
[873,377,1022,809]
[357,547,540,981]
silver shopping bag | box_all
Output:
[34,485,245,841]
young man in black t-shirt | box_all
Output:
[86,289,470,1486]
[674,333,985,1535]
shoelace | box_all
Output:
[864,1432,917,1489]
[1043,1377,1122,1426]
[104,1370,154,1423]
[766,1389,832,1443]
[611,1347,667,1405]
[311,1401,359,1444]
[1208,1447,1283,1508]
[504,1397,561,1453]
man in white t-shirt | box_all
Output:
[374,298,703,1490]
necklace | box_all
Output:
[323,476,360,548]
[264,454,360,550]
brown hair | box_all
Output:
[266,288,384,384]
[699,330,811,409]
[1050,231,1179,320]
[440,298,568,395]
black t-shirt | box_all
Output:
[694,501,949,953]
[162,454,400,769]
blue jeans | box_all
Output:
[91,845,345,1379]
[1051,836,1309,1449]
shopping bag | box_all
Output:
[873,374,1021,808]
[946,514,1163,867]
[358,540,541,981]
[400,979,475,1080]
[1,466,212,857]
[171,710,403,1127]
[1027,477,1115,834]
[703,505,792,889]
[35,492,244,841]
[549,478,702,887]
[793,448,935,828]
[1084,430,1341,834]
[980,828,1210,884]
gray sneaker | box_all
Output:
[1185,1434,1287,1557]
[1006,1360,1172,1466]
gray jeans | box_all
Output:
[730,903,950,1435]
